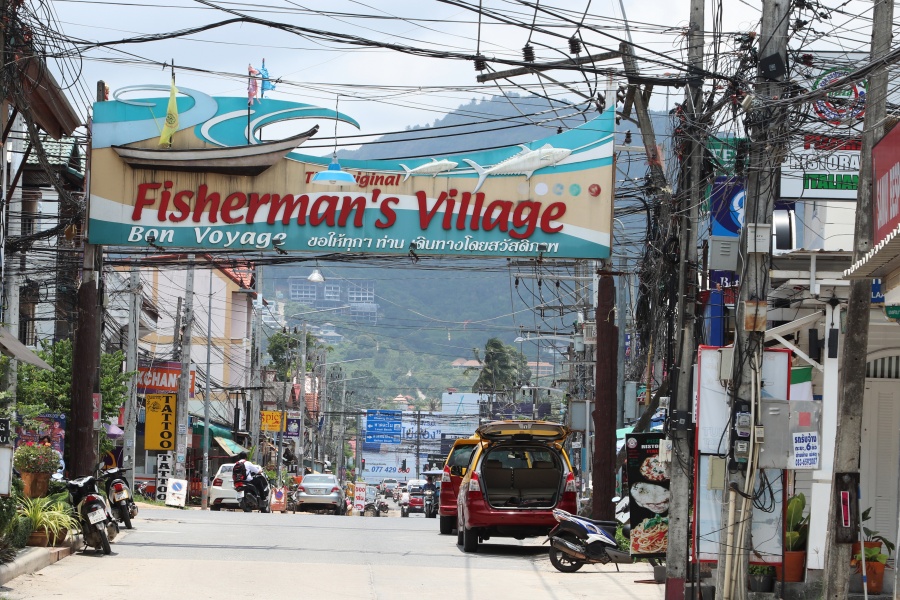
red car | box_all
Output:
[456,421,577,553]
[439,437,480,534]
[409,492,425,513]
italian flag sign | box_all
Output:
[790,366,813,401]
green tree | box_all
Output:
[266,330,319,381]
[16,339,134,421]
[469,338,531,404]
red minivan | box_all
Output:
[439,436,480,535]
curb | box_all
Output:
[0,542,75,586]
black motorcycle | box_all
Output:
[377,498,390,516]
[424,489,437,519]
[235,472,271,513]
[65,471,119,555]
[99,466,138,529]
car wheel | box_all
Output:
[462,526,479,553]
[440,516,454,535]
[333,505,343,516]
[457,525,464,545]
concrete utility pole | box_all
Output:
[249,268,262,447]
[821,1,893,597]
[175,255,195,479]
[123,264,140,488]
[716,2,790,598]
[296,322,307,474]
[591,274,617,521]
[201,267,214,509]
[666,0,704,596]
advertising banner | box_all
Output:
[260,410,286,432]
[780,52,868,200]
[873,121,900,244]
[137,362,195,397]
[625,432,670,558]
[144,394,177,450]
[155,452,173,501]
[88,91,614,259]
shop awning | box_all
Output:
[213,436,247,457]
[0,327,54,371]
[191,420,235,439]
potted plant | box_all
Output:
[748,564,776,592]
[852,544,892,595]
[782,492,809,582]
[852,507,896,558]
[16,496,78,547]
[13,443,60,498]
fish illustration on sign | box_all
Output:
[463,144,572,193]
[399,158,459,181]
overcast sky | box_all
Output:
[43,0,882,152]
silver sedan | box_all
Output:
[293,474,344,515]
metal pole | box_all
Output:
[201,268,213,509]
[276,357,287,485]
[297,322,307,474]
[175,255,195,480]
[249,269,262,450]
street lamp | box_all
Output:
[515,333,584,352]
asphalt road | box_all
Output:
[2,503,665,600]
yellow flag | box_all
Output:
[159,77,179,147]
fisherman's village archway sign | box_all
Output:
[89,87,614,259]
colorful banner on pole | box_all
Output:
[89,90,614,259]
[625,432,670,558]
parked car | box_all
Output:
[380,478,399,495]
[209,463,239,510]
[439,437,480,534]
[456,421,578,553]
[293,473,344,515]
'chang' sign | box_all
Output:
[89,91,614,259]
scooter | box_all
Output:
[399,492,410,517]
[235,473,271,513]
[424,489,437,519]
[547,508,632,572]
[377,498,390,516]
[99,466,138,529]
[63,470,119,555]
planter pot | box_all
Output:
[50,528,68,546]
[851,540,882,558]
[20,472,51,498]
[782,550,807,582]
[858,560,887,594]
[748,574,776,592]
[26,529,49,547]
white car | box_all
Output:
[209,463,240,510]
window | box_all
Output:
[347,281,375,303]
[324,284,341,301]
[290,282,317,303]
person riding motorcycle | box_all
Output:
[423,476,437,494]
[235,451,267,499]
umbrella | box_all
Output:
[105,423,124,438]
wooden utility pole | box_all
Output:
[175,255,195,479]
[716,1,790,598]
[70,81,107,478]
[591,274,617,521]
[665,0,704,596]
[821,1,893,597]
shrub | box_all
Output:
[13,443,59,474]
[5,515,33,548]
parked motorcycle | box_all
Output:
[235,473,271,513]
[547,508,632,572]
[99,466,138,529]
[423,489,437,519]
[64,470,119,555]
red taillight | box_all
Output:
[297,486,306,493]
[331,486,340,493]
[564,472,576,493]
[113,482,125,492]
[468,473,483,499]
[441,466,451,483]
[213,478,223,487]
